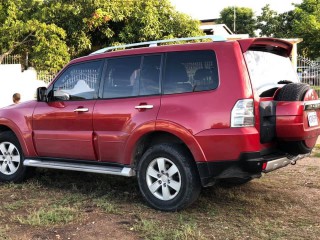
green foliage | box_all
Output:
[257,4,280,37]
[292,0,320,58]
[256,1,320,59]
[0,0,70,72]
[0,0,202,72]
[257,5,296,38]
[218,7,256,36]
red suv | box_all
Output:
[0,36,319,211]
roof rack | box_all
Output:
[89,35,226,55]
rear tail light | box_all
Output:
[231,99,255,127]
[262,162,267,171]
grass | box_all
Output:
[132,218,205,240]
[311,144,320,157]
[3,200,28,211]
[0,228,10,240]
[0,160,319,239]
[311,86,320,91]
[16,205,80,226]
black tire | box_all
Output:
[137,144,201,211]
[0,131,28,183]
[274,83,309,101]
[275,83,313,154]
[218,177,252,187]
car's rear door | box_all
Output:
[93,54,162,164]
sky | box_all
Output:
[170,0,303,20]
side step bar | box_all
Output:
[23,159,135,177]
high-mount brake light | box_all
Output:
[231,99,255,127]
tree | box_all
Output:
[0,0,202,71]
[257,4,296,38]
[39,0,203,56]
[0,0,70,71]
[292,0,320,59]
[218,7,256,36]
[257,4,279,37]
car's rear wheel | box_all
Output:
[0,131,28,182]
[275,83,314,154]
[137,144,201,211]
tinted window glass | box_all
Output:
[138,55,161,96]
[52,61,102,101]
[103,56,141,98]
[164,51,218,94]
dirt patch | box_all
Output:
[0,157,319,240]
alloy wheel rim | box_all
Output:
[0,142,21,175]
[146,157,181,201]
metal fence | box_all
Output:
[59,69,98,90]
[37,70,57,84]
[297,56,320,86]
[1,55,21,65]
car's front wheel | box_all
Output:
[137,144,201,211]
[0,131,28,182]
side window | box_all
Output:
[139,55,161,96]
[52,61,103,101]
[103,56,141,99]
[164,51,218,94]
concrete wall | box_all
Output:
[0,64,47,108]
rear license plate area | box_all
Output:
[307,111,318,127]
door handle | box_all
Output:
[135,105,154,109]
[74,107,89,112]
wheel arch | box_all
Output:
[123,121,207,167]
[0,120,35,157]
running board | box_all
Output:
[23,159,135,177]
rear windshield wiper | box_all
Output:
[278,80,293,84]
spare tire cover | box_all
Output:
[275,83,314,155]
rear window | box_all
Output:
[244,51,299,93]
[163,50,218,94]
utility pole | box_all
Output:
[233,5,236,33]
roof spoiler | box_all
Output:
[238,38,293,57]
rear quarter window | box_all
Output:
[163,50,218,94]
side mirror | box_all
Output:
[37,87,47,102]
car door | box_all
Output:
[32,60,103,160]
[93,55,162,164]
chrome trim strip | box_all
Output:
[304,100,320,110]
[135,105,154,109]
[23,159,135,177]
[73,108,89,112]
[263,153,309,173]
[263,157,291,173]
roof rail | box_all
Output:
[89,35,226,55]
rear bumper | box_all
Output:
[196,151,309,187]
[263,153,309,173]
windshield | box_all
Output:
[244,51,299,93]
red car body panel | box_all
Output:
[194,127,261,161]
[0,101,37,157]
[0,37,319,172]
[276,89,320,146]
[93,96,161,164]
[32,100,97,160]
